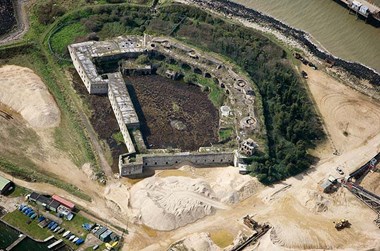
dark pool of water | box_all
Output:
[0,221,69,251]
[0,0,17,37]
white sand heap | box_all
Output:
[130,176,228,231]
[0,65,60,128]
[170,232,220,251]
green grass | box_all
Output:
[50,22,87,56]
[8,186,31,198]
[61,213,91,239]
[98,22,127,40]
[2,210,51,240]
[219,128,234,141]
[193,75,225,107]
[112,131,124,145]
[3,208,94,250]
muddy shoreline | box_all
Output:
[183,0,380,86]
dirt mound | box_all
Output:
[209,167,262,204]
[0,65,60,128]
[170,232,220,251]
[130,176,224,231]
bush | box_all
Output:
[37,0,66,25]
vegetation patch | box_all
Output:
[3,210,51,240]
[50,22,87,56]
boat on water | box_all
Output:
[18,234,24,238]
[62,230,70,237]
[72,237,79,243]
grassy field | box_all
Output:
[8,186,31,198]
[2,210,51,240]
[50,22,87,56]
[219,128,234,142]
[3,208,95,250]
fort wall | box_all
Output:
[69,35,255,177]
[119,152,234,176]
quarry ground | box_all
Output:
[0,61,379,251]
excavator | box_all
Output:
[334,219,350,230]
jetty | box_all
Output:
[5,235,26,251]
[43,235,55,242]
[337,0,380,21]
[47,239,63,249]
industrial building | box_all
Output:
[0,176,14,195]
[52,194,75,210]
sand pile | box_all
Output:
[210,168,261,204]
[169,232,220,251]
[303,191,330,213]
[0,65,60,128]
[130,176,225,231]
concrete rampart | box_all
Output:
[119,152,234,176]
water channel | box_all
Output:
[234,0,380,72]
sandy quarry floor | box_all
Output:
[302,65,380,156]
[122,67,380,251]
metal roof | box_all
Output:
[0,176,11,191]
[52,195,75,209]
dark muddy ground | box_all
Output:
[126,75,219,151]
[71,69,127,173]
[0,0,17,36]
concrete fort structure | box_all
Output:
[68,35,259,177]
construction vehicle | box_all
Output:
[334,219,350,230]
[243,215,258,230]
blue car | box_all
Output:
[21,207,29,213]
[50,223,58,230]
[30,213,37,219]
[27,211,35,217]
[18,205,25,211]
[38,216,45,222]
[23,209,31,215]
[75,239,84,245]
[47,221,55,229]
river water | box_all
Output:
[0,221,53,251]
[233,0,380,72]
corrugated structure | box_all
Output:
[47,200,61,212]
[52,195,75,210]
[0,176,13,195]
[95,226,108,238]
[100,229,113,242]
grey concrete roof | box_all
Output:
[108,72,139,126]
